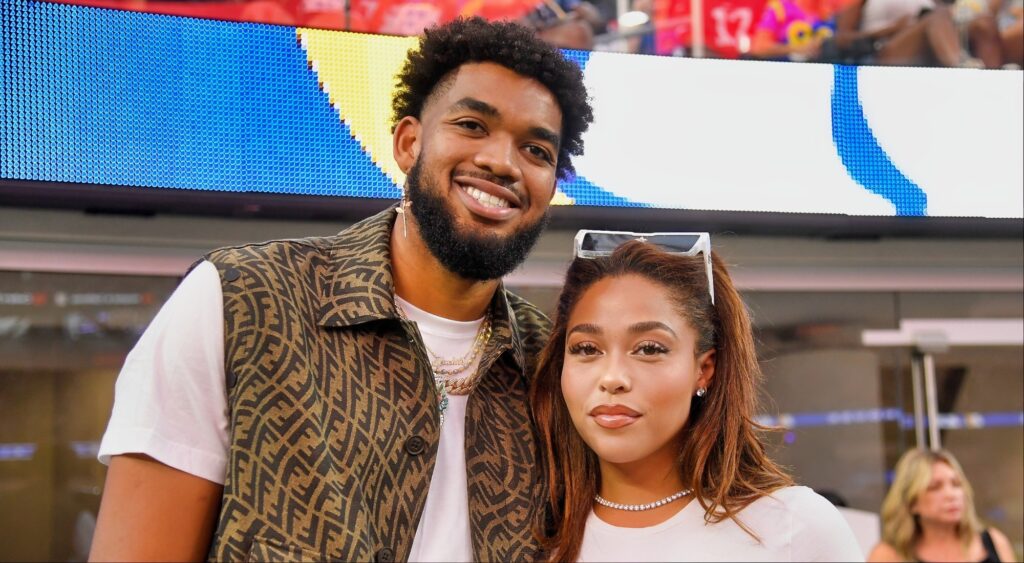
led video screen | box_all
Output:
[2,0,1022,220]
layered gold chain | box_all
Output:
[394,301,492,398]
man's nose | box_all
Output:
[472,134,521,183]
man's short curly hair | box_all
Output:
[392,17,594,180]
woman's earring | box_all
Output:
[695,387,707,397]
[395,195,411,238]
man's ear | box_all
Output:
[697,349,716,390]
[393,115,421,174]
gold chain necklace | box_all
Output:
[394,301,492,405]
[425,316,492,377]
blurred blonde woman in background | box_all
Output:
[869,449,1016,562]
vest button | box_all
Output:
[404,435,426,456]
[223,267,241,282]
[376,547,395,562]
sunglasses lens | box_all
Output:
[580,232,634,254]
[580,233,704,255]
[650,234,703,254]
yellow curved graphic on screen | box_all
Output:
[550,191,573,205]
[298,29,415,186]
[297,28,574,204]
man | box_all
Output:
[88,17,593,562]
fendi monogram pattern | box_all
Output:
[204,208,551,562]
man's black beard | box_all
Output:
[405,158,549,281]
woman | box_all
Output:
[530,234,863,562]
[868,449,1016,562]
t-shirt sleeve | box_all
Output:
[97,260,229,485]
[789,488,866,562]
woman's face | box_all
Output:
[912,461,966,525]
[560,274,715,467]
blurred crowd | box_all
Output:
[747,0,1023,68]
[53,0,1023,67]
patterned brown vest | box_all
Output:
[203,209,551,562]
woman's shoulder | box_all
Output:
[757,485,841,513]
[746,486,866,561]
[744,486,849,529]
[730,487,837,530]
[985,527,1016,563]
[866,542,903,562]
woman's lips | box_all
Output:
[593,414,640,429]
[590,404,641,429]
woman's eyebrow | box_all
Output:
[628,321,677,337]
[567,323,601,337]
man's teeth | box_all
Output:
[465,186,510,209]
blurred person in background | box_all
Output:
[625,0,657,55]
[750,0,842,61]
[527,0,608,49]
[868,449,1017,563]
[524,0,608,32]
[949,0,1010,66]
[994,0,1024,65]
[457,0,607,49]
[348,0,459,35]
[832,0,1004,67]
[530,236,863,562]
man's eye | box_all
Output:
[456,120,484,132]
[634,341,669,356]
[526,145,553,163]
[568,342,601,356]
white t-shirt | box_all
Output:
[578,486,864,562]
[395,295,478,563]
[98,260,478,562]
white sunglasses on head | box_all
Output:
[573,230,714,305]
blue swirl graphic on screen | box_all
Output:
[831,65,927,216]
[561,48,592,71]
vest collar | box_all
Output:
[317,206,526,370]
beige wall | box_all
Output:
[761,349,889,513]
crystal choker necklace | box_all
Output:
[594,489,693,511]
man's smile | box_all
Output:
[453,173,522,221]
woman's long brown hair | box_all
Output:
[529,241,792,562]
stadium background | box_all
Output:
[0,1,1021,560]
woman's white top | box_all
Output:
[579,486,864,562]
